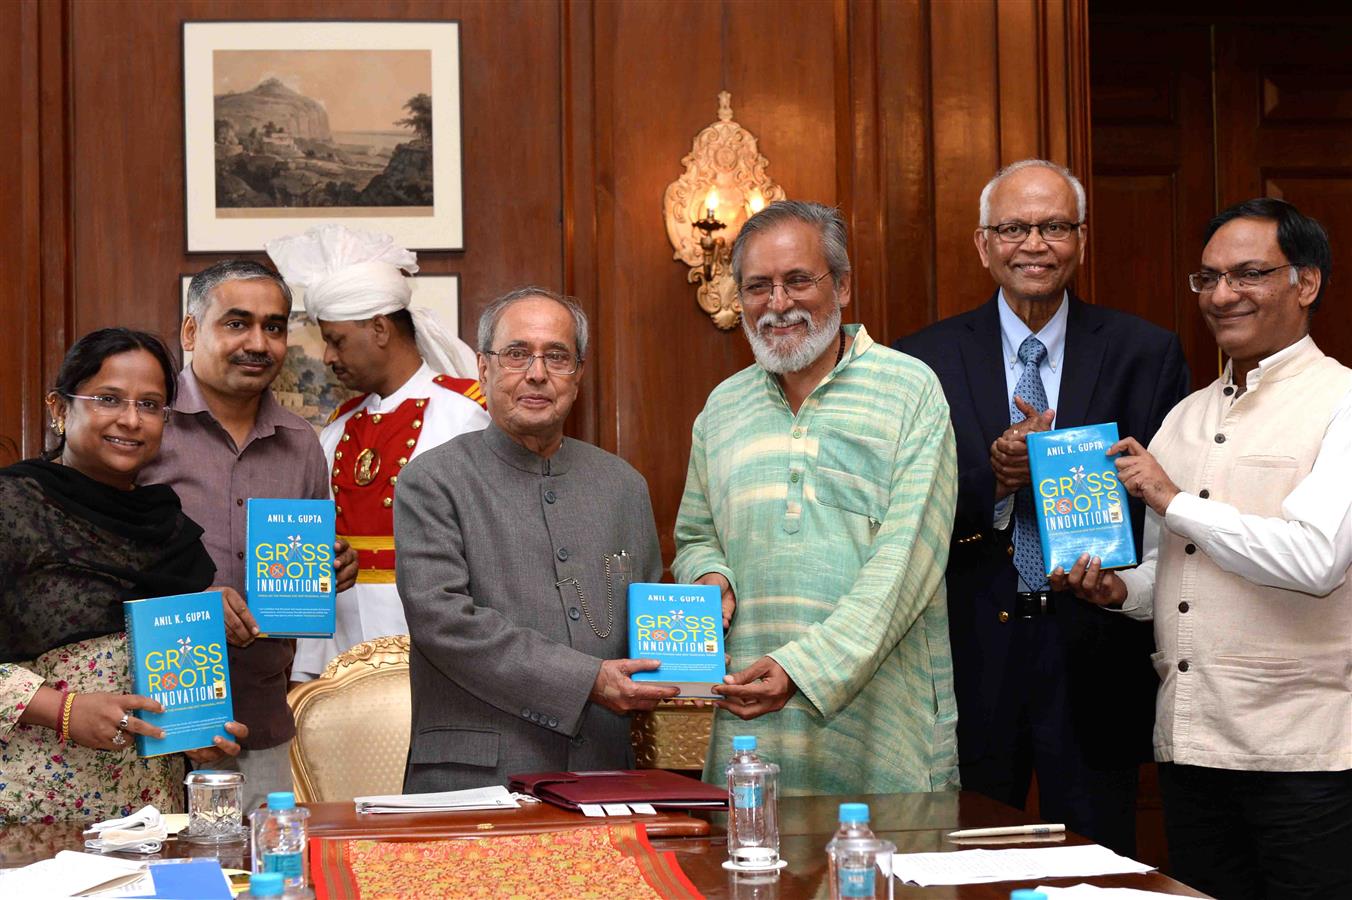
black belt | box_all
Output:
[1014,590,1054,617]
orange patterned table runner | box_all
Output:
[310,823,702,899]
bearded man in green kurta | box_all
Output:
[673,200,960,795]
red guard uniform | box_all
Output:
[292,365,489,680]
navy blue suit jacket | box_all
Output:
[894,294,1190,766]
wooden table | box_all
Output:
[0,792,1209,897]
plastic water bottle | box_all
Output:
[725,735,780,869]
[826,803,895,899]
[251,791,312,896]
[1010,892,1048,900]
[237,872,284,899]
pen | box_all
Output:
[946,823,1066,839]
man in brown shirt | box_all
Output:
[141,259,356,809]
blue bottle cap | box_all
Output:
[1010,891,1048,900]
[249,872,285,897]
[732,735,757,751]
[266,791,296,810]
[838,802,870,824]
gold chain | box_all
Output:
[555,556,617,639]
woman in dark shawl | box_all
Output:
[0,328,247,824]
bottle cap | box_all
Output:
[732,735,757,751]
[1010,892,1048,900]
[838,802,870,824]
[266,791,296,810]
[249,872,285,897]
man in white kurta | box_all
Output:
[267,226,490,680]
[1052,199,1352,900]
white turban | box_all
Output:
[265,224,478,379]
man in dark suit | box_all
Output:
[895,159,1189,855]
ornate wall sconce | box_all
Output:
[663,92,785,330]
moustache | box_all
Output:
[229,352,275,367]
[754,309,812,333]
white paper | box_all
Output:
[602,803,631,816]
[1033,884,1185,899]
[891,845,1154,886]
[579,804,606,817]
[0,851,145,899]
[354,785,520,814]
[629,803,657,815]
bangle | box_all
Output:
[59,691,75,743]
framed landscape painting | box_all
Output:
[183,21,463,252]
[179,273,461,433]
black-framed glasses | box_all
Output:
[737,271,832,302]
[1188,264,1296,293]
[64,393,171,421]
[485,347,581,375]
[983,221,1082,243]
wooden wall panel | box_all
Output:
[1215,23,1352,368]
[1090,19,1217,388]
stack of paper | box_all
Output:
[892,845,1154,886]
[0,851,145,898]
[354,785,520,814]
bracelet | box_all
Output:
[59,691,75,743]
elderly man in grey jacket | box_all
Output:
[394,286,678,790]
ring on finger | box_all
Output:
[117,712,130,731]
[112,730,126,746]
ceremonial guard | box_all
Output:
[267,226,490,681]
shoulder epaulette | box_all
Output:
[433,374,487,410]
[328,393,371,424]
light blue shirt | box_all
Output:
[997,288,1068,417]
[994,290,1070,547]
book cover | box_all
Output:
[245,498,336,638]
[124,591,234,757]
[627,582,726,698]
[1026,422,1137,575]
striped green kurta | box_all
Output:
[673,325,959,795]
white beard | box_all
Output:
[743,302,843,374]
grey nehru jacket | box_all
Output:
[394,423,662,791]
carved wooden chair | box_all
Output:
[287,635,411,803]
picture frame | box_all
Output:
[178,272,461,433]
[183,20,463,252]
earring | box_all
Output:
[52,419,65,436]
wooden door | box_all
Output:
[1214,22,1352,367]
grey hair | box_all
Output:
[730,200,852,287]
[477,286,589,360]
[186,259,293,321]
[978,159,1087,227]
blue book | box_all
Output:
[1026,422,1137,575]
[124,591,234,757]
[127,859,233,899]
[627,583,726,698]
[245,498,336,638]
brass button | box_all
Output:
[336,505,342,515]
[998,611,1010,623]
[335,451,343,460]
[406,439,416,448]
[1007,545,1015,557]
[332,467,340,477]
[383,497,393,508]
[371,413,383,423]
[389,475,398,485]
[412,419,422,429]
[355,411,364,419]
[398,456,408,466]
[416,400,426,408]
[342,434,350,442]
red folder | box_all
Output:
[508,769,728,811]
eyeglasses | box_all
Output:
[485,347,581,375]
[64,393,171,421]
[983,221,1082,243]
[1188,264,1296,293]
[737,271,832,302]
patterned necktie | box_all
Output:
[1011,335,1049,590]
